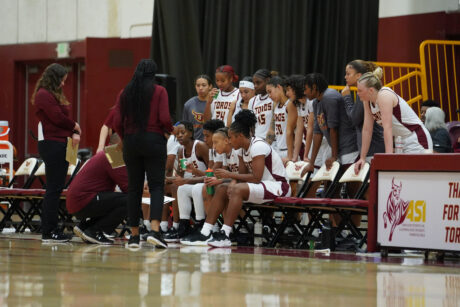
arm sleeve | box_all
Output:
[343,94,364,127]
[35,91,75,131]
[157,87,173,133]
[324,96,340,129]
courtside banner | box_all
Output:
[377,171,460,251]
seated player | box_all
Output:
[163,121,209,242]
[67,133,127,245]
[181,127,240,246]
[182,110,291,248]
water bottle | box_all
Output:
[205,168,215,195]
[254,221,263,247]
[395,136,403,153]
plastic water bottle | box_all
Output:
[254,221,262,247]
[395,136,403,153]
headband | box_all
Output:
[239,80,254,89]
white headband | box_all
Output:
[239,80,254,90]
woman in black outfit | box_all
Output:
[33,63,81,242]
[114,59,173,249]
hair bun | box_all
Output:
[373,67,383,80]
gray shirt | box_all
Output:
[343,94,384,156]
[183,96,206,141]
[313,88,358,157]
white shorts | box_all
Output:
[401,132,433,153]
[275,148,288,159]
[308,136,331,167]
[246,181,291,204]
[339,151,359,165]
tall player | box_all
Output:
[266,76,295,159]
[204,65,240,125]
[249,69,275,140]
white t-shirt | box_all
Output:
[249,94,274,140]
[211,88,240,124]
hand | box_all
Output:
[303,156,311,163]
[173,177,187,186]
[185,162,196,174]
[325,156,337,170]
[74,122,82,135]
[341,85,351,97]
[204,176,222,186]
[215,168,231,179]
[354,158,365,175]
[96,146,104,154]
[71,133,80,148]
[303,163,314,176]
[208,88,219,103]
[281,157,291,166]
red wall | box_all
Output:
[0,37,151,164]
[378,11,460,63]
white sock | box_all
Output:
[143,220,152,231]
[212,223,220,233]
[160,221,168,232]
[173,222,179,229]
[200,223,213,236]
[222,225,232,237]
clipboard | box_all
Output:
[66,137,78,165]
[104,144,125,168]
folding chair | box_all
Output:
[326,162,370,248]
[0,158,41,231]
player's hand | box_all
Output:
[215,168,231,179]
[204,176,222,186]
[354,158,365,175]
[341,85,351,96]
[325,156,337,170]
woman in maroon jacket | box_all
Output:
[114,59,173,249]
[32,63,81,242]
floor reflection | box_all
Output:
[0,237,459,306]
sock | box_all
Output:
[173,222,179,230]
[160,221,168,232]
[200,223,213,236]
[143,220,152,231]
[212,223,220,233]
[222,225,232,238]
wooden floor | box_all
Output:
[0,234,459,306]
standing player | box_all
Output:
[266,76,294,159]
[183,75,213,141]
[227,77,256,126]
[204,65,239,125]
[354,72,433,173]
[249,69,274,140]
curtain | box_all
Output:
[152,0,379,120]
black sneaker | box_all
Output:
[163,227,179,243]
[180,230,211,246]
[81,230,113,245]
[139,225,149,241]
[147,231,168,249]
[125,235,140,249]
[42,230,72,243]
[208,230,232,248]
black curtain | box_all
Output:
[151,0,379,121]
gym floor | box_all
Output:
[0,234,459,306]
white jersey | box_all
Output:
[181,140,207,178]
[249,94,274,140]
[370,87,432,151]
[232,97,245,123]
[239,137,290,200]
[211,88,240,124]
[222,149,240,173]
[273,99,290,155]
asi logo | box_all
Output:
[383,178,410,241]
[383,178,426,241]
[192,110,204,123]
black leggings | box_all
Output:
[123,132,166,227]
[38,140,69,234]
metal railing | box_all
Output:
[420,40,460,121]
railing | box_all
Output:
[420,40,460,121]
